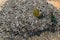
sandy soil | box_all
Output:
[0,0,8,11]
[47,0,60,9]
[0,0,60,10]
[0,0,60,40]
[28,32,60,40]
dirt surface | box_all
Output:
[0,0,8,11]
[0,0,60,40]
[47,0,60,9]
[0,0,60,10]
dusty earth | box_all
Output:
[47,0,60,9]
[0,0,8,11]
[0,0,60,10]
[0,0,60,40]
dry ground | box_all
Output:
[47,0,60,9]
[0,0,60,10]
[0,0,8,11]
[0,0,60,40]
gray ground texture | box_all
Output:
[0,0,60,40]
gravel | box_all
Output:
[0,0,60,40]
